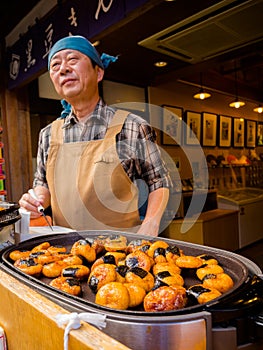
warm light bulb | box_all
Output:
[193,90,211,100]
[229,99,245,108]
[253,105,263,113]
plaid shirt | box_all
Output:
[33,99,172,193]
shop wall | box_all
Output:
[148,80,263,182]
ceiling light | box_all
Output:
[229,98,245,108]
[193,88,211,100]
[193,72,211,100]
[229,61,245,109]
[253,105,263,113]
[154,61,167,67]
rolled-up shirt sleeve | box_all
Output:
[33,124,51,189]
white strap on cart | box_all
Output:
[55,312,107,350]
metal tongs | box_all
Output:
[28,189,53,231]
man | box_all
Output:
[19,35,172,236]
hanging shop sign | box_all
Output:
[7,0,149,89]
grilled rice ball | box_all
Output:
[34,251,70,265]
[152,262,181,276]
[202,273,234,293]
[86,235,108,254]
[144,285,187,312]
[14,257,42,276]
[62,254,84,266]
[31,242,51,253]
[104,235,127,252]
[9,249,31,261]
[115,265,129,283]
[154,271,184,289]
[88,263,117,293]
[125,250,153,272]
[196,264,224,281]
[71,239,96,263]
[125,267,154,292]
[42,260,68,278]
[197,254,218,266]
[175,255,203,269]
[123,283,146,308]
[91,251,126,270]
[47,245,67,254]
[126,239,152,254]
[187,284,222,304]
[147,241,169,263]
[50,276,82,296]
[165,245,181,263]
[62,265,90,280]
[95,282,130,310]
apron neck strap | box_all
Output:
[50,119,64,144]
[104,109,130,139]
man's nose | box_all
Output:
[59,60,71,73]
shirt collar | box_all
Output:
[62,99,116,129]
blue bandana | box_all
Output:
[48,35,118,70]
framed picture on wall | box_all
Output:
[161,105,183,145]
[219,115,232,147]
[184,110,201,145]
[257,122,263,146]
[202,112,217,147]
[233,117,245,147]
[246,119,256,148]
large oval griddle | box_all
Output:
[0,230,252,318]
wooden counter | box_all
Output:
[0,269,130,350]
[161,209,239,251]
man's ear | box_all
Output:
[97,67,104,82]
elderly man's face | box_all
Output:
[49,49,104,102]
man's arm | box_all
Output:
[137,187,169,237]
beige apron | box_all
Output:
[46,110,141,231]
